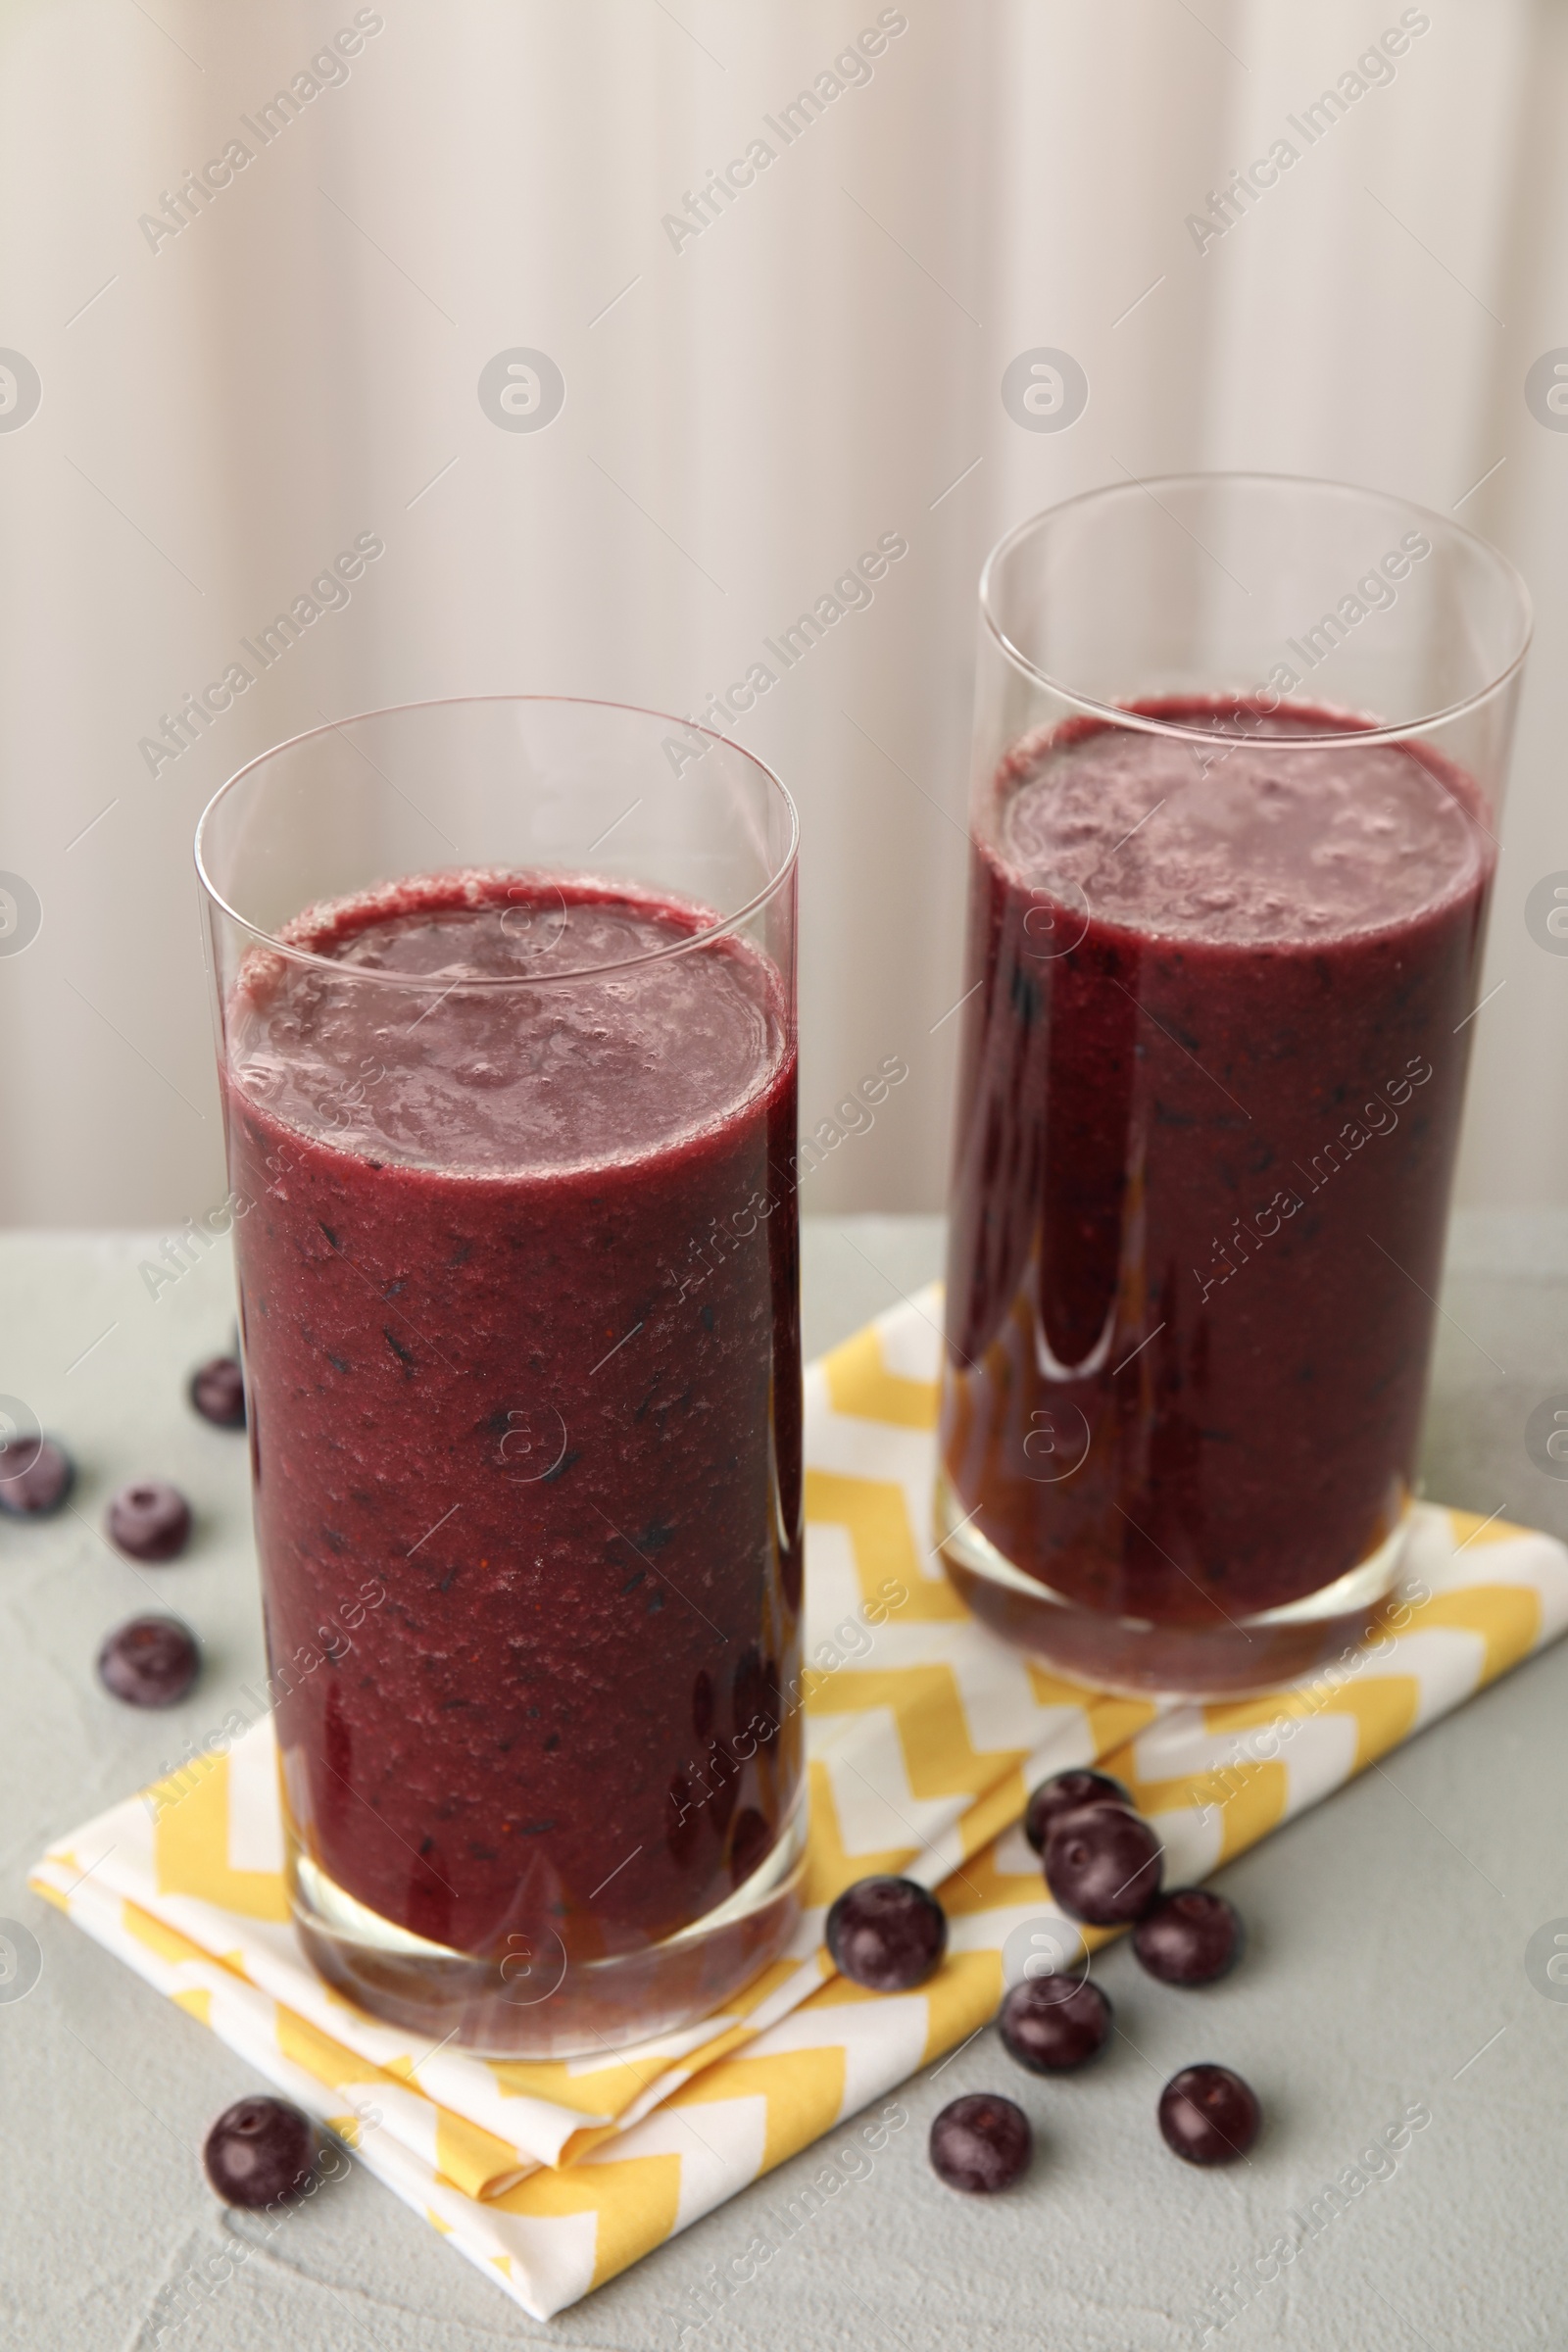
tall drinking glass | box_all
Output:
[938,476,1529,1697]
[196,697,804,2055]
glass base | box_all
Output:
[288,1787,809,2059]
[934,1468,1406,1699]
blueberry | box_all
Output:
[1044,1804,1162,1927]
[825,1876,947,1991]
[0,1437,74,1518]
[106,1480,191,1562]
[97,1615,199,1707]
[189,1357,246,1429]
[1000,1974,1112,2073]
[1134,1888,1245,1986]
[203,2097,319,2209]
[928,2093,1032,2192]
[1158,2064,1261,2165]
[728,1806,772,1887]
[1023,1768,1131,1855]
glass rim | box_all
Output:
[193,691,800,993]
[978,468,1534,748]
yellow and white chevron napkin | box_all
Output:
[31,1286,1568,2320]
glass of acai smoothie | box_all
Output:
[197,697,803,2054]
[938,477,1530,1697]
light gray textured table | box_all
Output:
[3,1213,1565,2350]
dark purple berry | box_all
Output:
[1134,1888,1245,1986]
[189,1356,246,1429]
[1000,1974,1112,2073]
[928,2093,1032,2193]
[0,1437,74,1517]
[728,1807,772,1886]
[1023,1768,1131,1855]
[1158,2064,1261,2165]
[203,2097,319,2209]
[106,1479,191,1562]
[825,1876,947,1991]
[97,1615,199,1707]
[1045,1804,1162,1926]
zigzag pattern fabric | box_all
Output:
[31,1287,1568,2318]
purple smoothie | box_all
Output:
[222,872,802,1963]
[942,699,1492,1638]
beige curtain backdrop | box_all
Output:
[0,0,1564,1225]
